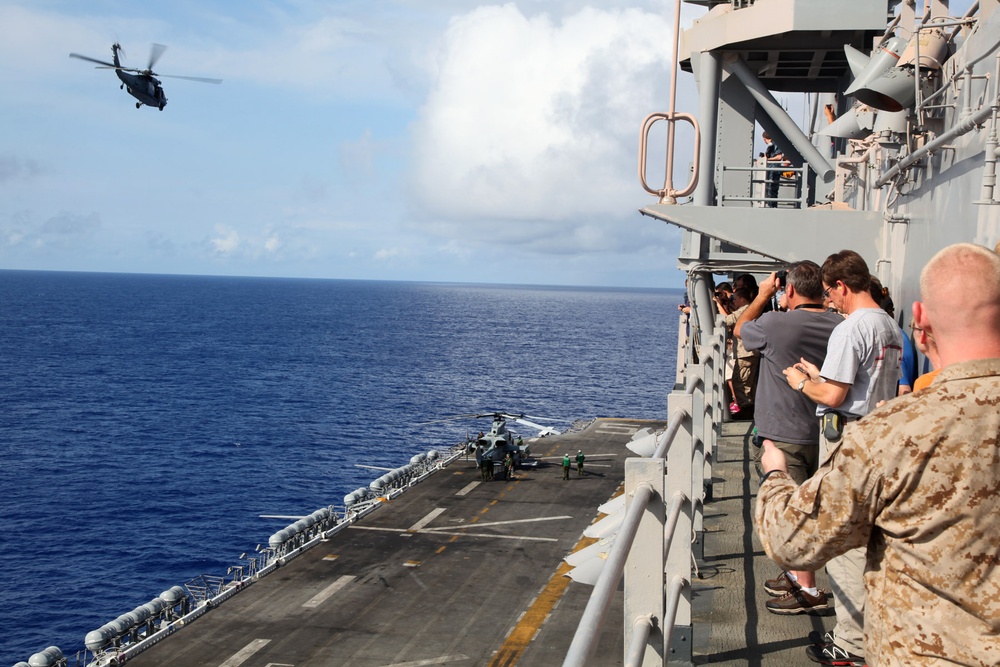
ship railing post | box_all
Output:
[623,457,666,666]
[665,391,694,666]
[675,311,689,386]
[684,362,706,562]
[707,321,726,495]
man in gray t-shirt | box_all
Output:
[812,308,902,417]
[737,263,842,472]
[781,250,903,665]
[736,261,841,617]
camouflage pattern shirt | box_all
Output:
[756,358,1000,666]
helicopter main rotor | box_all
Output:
[418,411,570,436]
[69,42,222,85]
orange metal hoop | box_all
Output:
[639,111,701,205]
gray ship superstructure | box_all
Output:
[643,0,999,332]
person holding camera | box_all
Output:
[734,262,842,616]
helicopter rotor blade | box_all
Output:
[147,43,167,72]
[69,53,117,68]
[94,65,144,75]
[157,73,223,84]
[415,413,484,426]
[509,417,561,436]
[521,413,574,423]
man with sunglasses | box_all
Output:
[757,243,1000,665]
[778,249,903,666]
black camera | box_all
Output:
[775,270,788,290]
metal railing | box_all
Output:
[564,309,725,666]
[720,163,808,209]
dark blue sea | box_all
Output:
[0,271,681,664]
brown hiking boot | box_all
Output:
[763,571,797,596]
[766,588,830,615]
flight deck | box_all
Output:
[124,418,657,667]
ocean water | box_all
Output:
[0,271,681,665]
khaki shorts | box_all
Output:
[753,439,819,485]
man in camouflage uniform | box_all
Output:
[756,243,1000,666]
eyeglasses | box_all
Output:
[910,321,934,339]
[822,286,833,299]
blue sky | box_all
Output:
[0,0,698,288]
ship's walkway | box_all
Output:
[692,420,834,666]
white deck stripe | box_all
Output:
[351,525,557,542]
[302,575,355,609]
[538,454,619,460]
[218,639,270,667]
[407,507,446,531]
[456,481,480,496]
[420,530,557,542]
[379,655,470,667]
[421,515,571,531]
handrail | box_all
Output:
[563,278,721,665]
[661,491,689,564]
[625,615,657,667]
[662,576,689,656]
[563,482,657,667]
[652,407,691,459]
[719,162,809,208]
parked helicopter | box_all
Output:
[424,411,568,468]
[70,43,221,110]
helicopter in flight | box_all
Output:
[424,411,568,468]
[69,42,222,110]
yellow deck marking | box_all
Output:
[487,535,599,667]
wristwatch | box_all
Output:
[797,379,807,392]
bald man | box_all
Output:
[756,243,1000,667]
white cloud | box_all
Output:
[374,247,401,261]
[409,4,673,240]
[210,225,240,255]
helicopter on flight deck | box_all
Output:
[70,42,222,110]
[423,411,568,468]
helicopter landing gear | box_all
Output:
[136,102,142,109]
[120,83,124,90]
